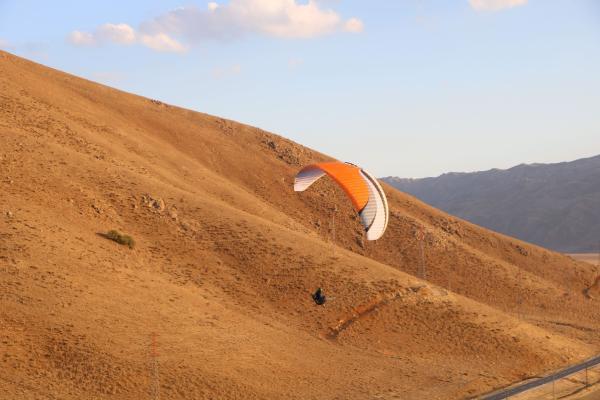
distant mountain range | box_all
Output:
[383,155,600,253]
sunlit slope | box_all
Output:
[1,50,599,400]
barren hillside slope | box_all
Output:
[1,51,599,400]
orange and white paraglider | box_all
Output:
[294,162,389,240]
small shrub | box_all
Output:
[105,230,135,249]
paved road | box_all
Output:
[481,355,600,400]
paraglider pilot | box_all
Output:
[312,287,326,305]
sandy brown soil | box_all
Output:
[1,50,600,399]
[576,387,600,400]
[569,255,600,299]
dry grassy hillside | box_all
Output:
[1,50,599,400]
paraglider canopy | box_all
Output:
[294,162,389,240]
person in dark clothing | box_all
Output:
[312,287,326,305]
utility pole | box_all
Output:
[416,228,426,280]
[331,205,337,258]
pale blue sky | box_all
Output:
[1,0,599,177]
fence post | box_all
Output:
[586,367,588,388]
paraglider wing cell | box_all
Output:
[358,169,389,241]
[294,162,369,211]
[293,166,326,192]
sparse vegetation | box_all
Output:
[104,230,135,249]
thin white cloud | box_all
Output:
[97,23,136,44]
[140,0,364,41]
[212,64,242,79]
[69,23,185,53]
[344,17,364,33]
[69,1,362,54]
[288,57,303,69]
[0,40,47,59]
[69,23,136,46]
[469,0,528,12]
[140,33,187,53]
[69,31,95,46]
[20,42,49,60]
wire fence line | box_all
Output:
[478,354,600,400]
